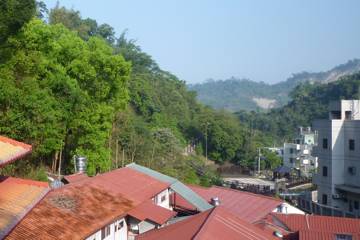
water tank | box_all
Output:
[75,156,87,173]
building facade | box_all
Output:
[313,100,360,217]
[283,127,317,177]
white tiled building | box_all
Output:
[313,100,360,217]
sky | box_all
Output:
[43,0,360,84]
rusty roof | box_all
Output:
[5,180,134,239]
[271,213,360,240]
[128,200,176,225]
[0,136,32,168]
[6,167,170,239]
[173,185,282,223]
[0,176,49,239]
[137,207,278,240]
[62,172,88,184]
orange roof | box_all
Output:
[62,172,88,184]
[137,207,278,240]
[128,200,176,225]
[173,185,282,222]
[0,176,49,239]
[0,136,32,168]
[6,167,170,239]
[271,213,360,240]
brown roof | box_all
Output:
[173,185,282,223]
[6,167,171,239]
[128,200,176,225]
[62,172,88,184]
[0,176,49,239]
[0,136,32,168]
[137,207,278,240]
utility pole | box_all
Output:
[258,148,261,175]
[205,122,210,161]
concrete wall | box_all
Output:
[154,189,171,209]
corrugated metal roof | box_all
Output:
[63,172,88,184]
[127,163,213,211]
[136,207,278,240]
[128,200,176,225]
[0,136,32,168]
[0,177,49,239]
[173,185,282,222]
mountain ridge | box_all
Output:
[188,59,360,112]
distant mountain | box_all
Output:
[188,59,360,112]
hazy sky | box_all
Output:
[43,0,360,84]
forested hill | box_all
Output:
[0,1,278,184]
[237,72,360,141]
[189,59,360,112]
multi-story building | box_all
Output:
[313,100,360,217]
[283,127,317,177]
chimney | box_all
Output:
[210,197,220,206]
[74,156,87,174]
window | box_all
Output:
[323,138,328,149]
[335,234,353,240]
[289,158,294,164]
[349,139,355,151]
[161,195,166,202]
[331,111,341,119]
[289,148,294,154]
[349,200,353,212]
[322,194,327,205]
[345,111,352,120]
[323,166,328,177]
[101,225,111,240]
[354,201,359,210]
[348,167,356,175]
[118,221,124,230]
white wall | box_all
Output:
[272,203,305,215]
[86,217,127,240]
[153,189,171,209]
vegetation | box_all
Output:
[189,59,360,112]
[1,1,279,185]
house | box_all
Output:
[313,100,360,216]
[172,184,304,223]
[0,136,49,239]
[261,213,360,240]
[136,207,280,240]
[283,127,317,177]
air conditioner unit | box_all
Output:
[332,194,341,199]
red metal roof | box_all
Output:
[173,185,282,223]
[128,200,176,225]
[137,207,278,240]
[6,167,170,239]
[0,136,32,168]
[63,172,88,183]
[271,213,360,240]
[0,176,49,239]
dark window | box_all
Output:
[101,225,111,240]
[349,139,355,151]
[349,200,353,212]
[345,111,352,120]
[290,158,294,164]
[118,221,124,230]
[290,148,294,154]
[348,167,356,175]
[296,139,301,144]
[323,138,328,149]
[322,194,327,205]
[161,195,166,202]
[323,166,328,177]
[354,201,359,210]
[336,234,353,240]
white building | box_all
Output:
[313,100,360,217]
[283,127,317,177]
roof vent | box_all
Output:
[274,231,283,238]
[74,155,87,173]
[210,197,220,206]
